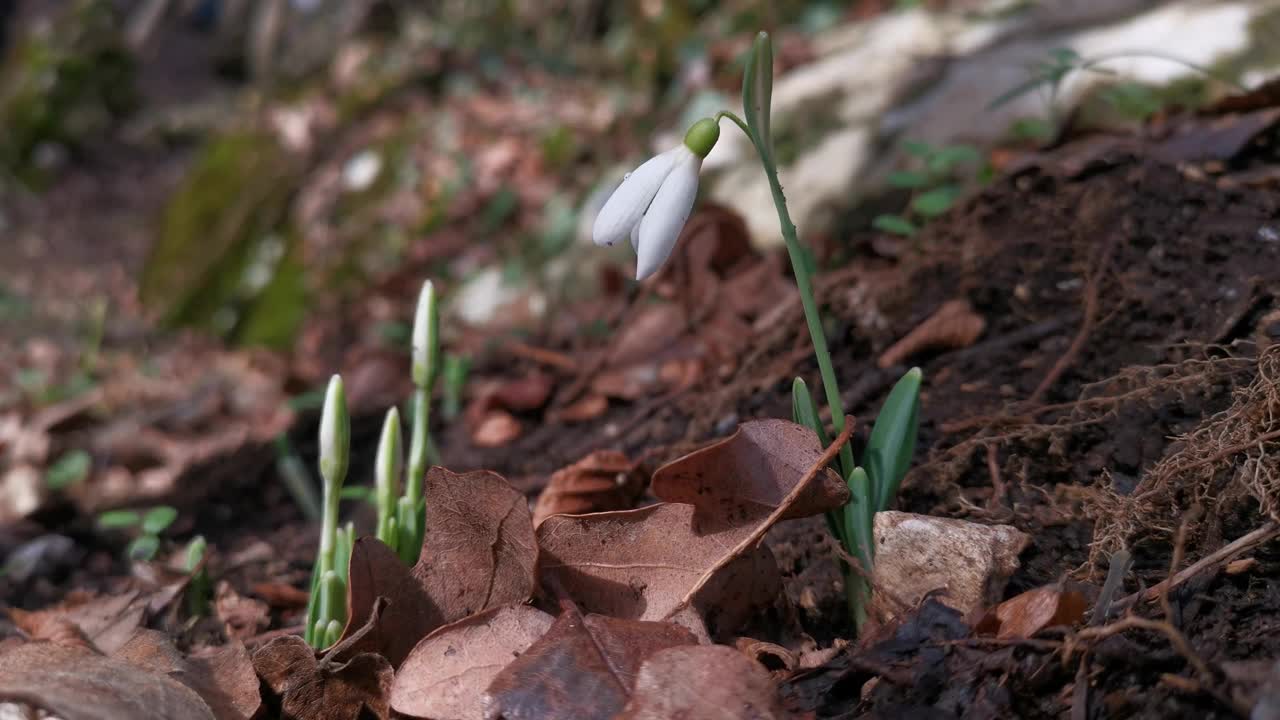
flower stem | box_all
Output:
[717,110,855,476]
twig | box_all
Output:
[1029,236,1113,403]
[665,418,856,617]
[1070,615,1247,715]
[1113,521,1280,612]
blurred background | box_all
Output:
[2,0,1278,595]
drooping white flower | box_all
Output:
[593,118,720,280]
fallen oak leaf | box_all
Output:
[974,583,1086,640]
[481,605,698,720]
[390,604,554,720]
[114,629,261,720]
[532,450,646,526]
[0,641,215,720]
[650,419,849,530]
[877,299,985,369]
[253,597,394,720]
[339,467,537,667]
[8,589,146,654]
[536,503,781,633]
[616,645,787,720]
[538,421,853,635]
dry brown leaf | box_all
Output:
[340,467,537,667]
[472,410,523,448]
[0,642,215,720]
[531,450,645,526]
[10,590,146,655]
[215,581,271,641]
[490,371,555,411]
[482,606,697,720]
[390,604,555,720]
[251,580,312,608]
[733,637,796,677]
[616,645,786,720]
[115,629,260,720]
[253,599,394,720]
[877,299,985,369]
[548,393,609,424]
[974,584,1086,640]
[7,610,96,651]
[537,503,781,634]
[650,419,849,531]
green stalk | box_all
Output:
[718,110,855,480]
[375,407,403,551]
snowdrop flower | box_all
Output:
[593,118,720,280]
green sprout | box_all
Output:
[732,32,923,630]
[97,505,179,561]
[441,353,470,421]
[305,374,352,648]
[375,407,403,553]
[185,535,210,618]
[875,140,987,237]
[397,280,441,564]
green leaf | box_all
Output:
[742,31,774,163]
[97,510,142,529]
[902,139,934,158]
[843,466,874,566]
[142,506,178,535]
[126,535,160,561]
[911,186,961,218]
[864,368,922,511]
[790,377,831,448]
[340,485,375,503]
[987,74,1050,110]
[45,449,91,490]
[926,145,980,175]
[873,214,918,236]
[887,170,928,189]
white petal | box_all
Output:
[629,220,641,252]
[635,149,700,281]
[592,149,679,247]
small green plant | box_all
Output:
[97,505,179,561]
[394,280,441,564]
[989,47,1244,139]
[874,140,986,237]
[45,449,91,490]
[590,31,923,631]
[441,353,470,421]
[185,535,210,618]
[304,375,352,649]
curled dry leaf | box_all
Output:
[482,605,697,720]
[115,629,261,720]
[391,604,554,720]
[0,642,215,720]
[547,393,609,424]
[531,450,646,526]
[340,467,537,667]
[616,645,787,720]
[472,410,523,448]
[974,584,1086,640]
[9,590,146,655]
[253,598,394,720]
[733,637,796,677]
[650,419,849,530]
[877,298,985,369]
[537,503,782,634]
[215,580,271,641]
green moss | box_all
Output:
[0,0,135,185]
[140,131,303,346]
